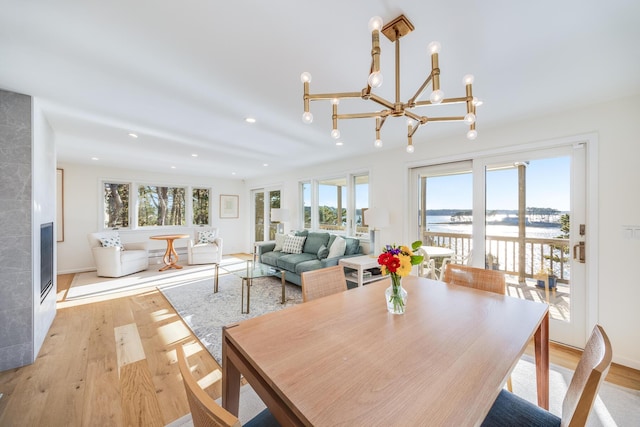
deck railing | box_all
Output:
[424,231,570,282]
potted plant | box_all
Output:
[534,267,557,289]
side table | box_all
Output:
[339,255,386,287]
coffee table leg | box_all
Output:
[241,278,245,313]
[214,263,219,293]
[281,271,286,304]
[246,277,251,314]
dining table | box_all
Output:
[222,275,549,426]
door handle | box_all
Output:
[573,241,586,263]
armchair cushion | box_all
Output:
[198,229,218,244]
[99,234,124,250]
[188,228,223,265]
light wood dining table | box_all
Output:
[222,275,549,426]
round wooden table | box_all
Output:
[150,234,190,271]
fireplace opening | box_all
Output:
[40,222,54,303]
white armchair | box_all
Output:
[188,227,223,265]
[87,231,149,277]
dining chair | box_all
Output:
[301,265,348,302]
[176,346,279,427]
[442,263,511,391]
[481,324,613,427]
[442,263,506,294]
[417,248,438,280]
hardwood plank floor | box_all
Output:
[0,263,638,426]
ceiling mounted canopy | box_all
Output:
[301,15,481,152]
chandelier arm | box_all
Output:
[377,115,388,131]
[414,96,470,107]
[337,111,391,120]
[308,92,362,101]
[404,110,424,123]
[367,94,395,110]
[428,116,466,122]
[407,74,434,106]
[409,123,420,138]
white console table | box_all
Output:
[339,255,387,287]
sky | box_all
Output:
[426,156,571,212]
[315,156,571,212]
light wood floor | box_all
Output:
[1,265,639,426]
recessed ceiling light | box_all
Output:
[171,166,176,169]
[263,163,269,167]
[335,141,344,146]
[232,172,237,175]
[191,153,198,157]
[128,133,138,138]
[245,117,256,124]
[91,157,99,161]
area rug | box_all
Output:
[66,257,246,300]
[159,275,302,366]
[513,355,640,426]
[161,277,640,426]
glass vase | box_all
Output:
[385,274,407,315]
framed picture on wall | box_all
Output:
[220,194,239,219]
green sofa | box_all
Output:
[256,231,363,286]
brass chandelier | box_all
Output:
[301,15,481,153]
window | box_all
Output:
[192,188,210,225]
[301,181,311,229]
[318,177,347,232]
[137,185,186,227]
[103,182,130,229]
[300,172,369,236]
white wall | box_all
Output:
[32,98,57,357]
[56,162,246,274]
[245,95,640,369]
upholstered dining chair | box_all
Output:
[301,265,348,302]
[442,263,512,391]
[176,346,279,427]
[481,324,613,427]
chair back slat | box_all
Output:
[301,265,348,302]
[177,346,241,427]
[562,325,613,427]
[442,264,506,295]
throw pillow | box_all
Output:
[327,235,346,258]
[317,244,329,260]
[99,234,124,250]
[282,235,306,254]
[274,233,287,251]
[198,230,217,244]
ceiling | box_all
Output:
[1,1,639,179]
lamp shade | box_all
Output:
[271,208,290,222]
[366,207,389,229]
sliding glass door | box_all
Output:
[410,144,588,347]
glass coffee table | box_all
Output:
[218,260,286,314]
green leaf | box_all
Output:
[411,240,422,251]
[411,255,424,265]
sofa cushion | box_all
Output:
[328,234,337,249]
[274,233,287,251]
[317,244,329,260]
[261,250,288,266]
[303,232,330,254]
[328,236,346,258]
[295,230,309,237]
[282,235,306,254]
[277,253,317,272]
[344,237,361,255]
[295,259,324,274]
